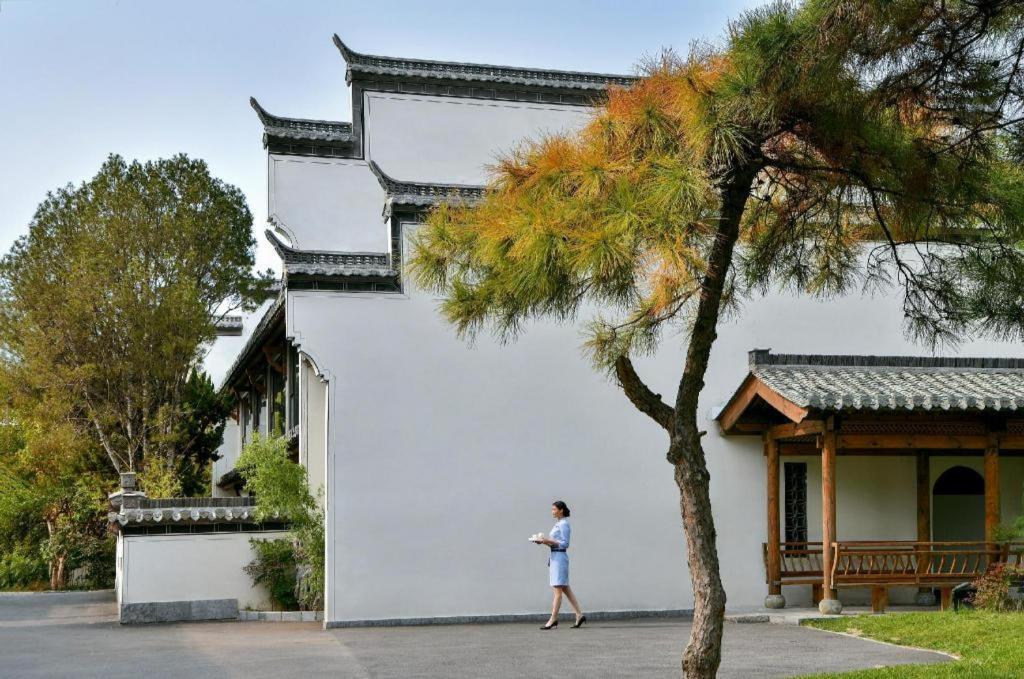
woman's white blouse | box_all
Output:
[550,518,571,549]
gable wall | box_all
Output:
[289,231,1024,623]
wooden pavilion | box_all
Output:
[717,350,1024,613]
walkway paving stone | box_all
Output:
[0,591,950,678]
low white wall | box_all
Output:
[119,531,290,609]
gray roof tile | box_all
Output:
[368,161,484,217]
[265,230,397,278]
[250,98,354,144]
[748,350,1024,413]
[333,35,636,91]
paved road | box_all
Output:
[0,591,949,678]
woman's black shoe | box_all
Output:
[572,615,587,628]
[540,621,558,630]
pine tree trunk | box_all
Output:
[672,166,755,678]
[673,436,726,678]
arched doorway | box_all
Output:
[932,465,986,542]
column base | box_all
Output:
[763,594,786,609]
[818,598,843,615]
[914,591,937,607]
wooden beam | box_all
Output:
[985,435,1001,543]
[779,444,1024,457]
[769,420,826,440]
[245,367,266,395]
[765,433,781,597]
[838,433,989,450]
[262,346,286,375]
[821,429,838,601]
[717,375,809,433]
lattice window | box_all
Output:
[784,462,808,544]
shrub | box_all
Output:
[0,543,48,590]
[237,433,324,610]
[245,538,298,610]
[971,563,1024,612]
[73,534,116,590]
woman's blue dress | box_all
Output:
[548,518,570,587]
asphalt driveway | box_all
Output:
[0,591,950,678]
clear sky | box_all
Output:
[0,0,763,380]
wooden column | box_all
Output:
[915,452,932,599]
[821,429,838,604]
[985,435,1001,544]
[765,434,782,601]
[916,452,930,542]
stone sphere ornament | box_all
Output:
[818,598,843,615]
[763,594,786,609]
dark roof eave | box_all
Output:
[218,292,287,394]
[249,97,355,145]
[369,161,485,212]
[333,34,637,91]
[717,349,1024,423]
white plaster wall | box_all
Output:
[212,419,241,497]
[119,531,290,608]
[363,93,593,184]
[930,456,1024,537]
[299,354,328,501]
[288,231,1024,623]
[268,155,388,252]
[115,534,124,604]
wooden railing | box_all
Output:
[831,541,1024,586]
[764,540,1024,587]
[763,542,823,585]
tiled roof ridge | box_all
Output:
[265,229,391,268]
[333,34,637,90]
[368,160,485,204]
[249,97,354,143]
[748,349,1024,371]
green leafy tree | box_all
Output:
[0,416,111,589]
[237,434,324,611]
[0,154,270,479]
[411,3,1024,676]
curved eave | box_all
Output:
[368,161,485,215]
[333,34,636,91]
[265,230,399,279]
[249,97,355,145]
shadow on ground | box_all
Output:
[0,591,949,678]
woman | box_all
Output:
[534,500,586,629]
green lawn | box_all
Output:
[799,611,1024,678]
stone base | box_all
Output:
[120,598,238,624]
[763,594,786,609]
[818,598,843,615]
[324,608,694,628]
[915,591,937,607]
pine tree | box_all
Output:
[411,3,1024,676]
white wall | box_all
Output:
[212,418,241,497]
[363,93,592,184]
[299,353,328,501]
[286,226,1024,623]
[119,531,290,609]
[268,155,389,252]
